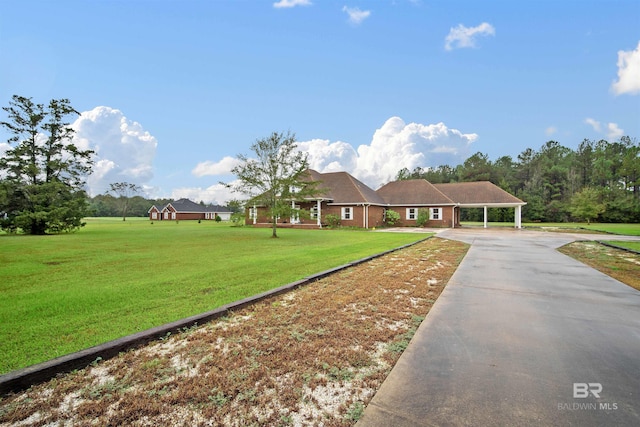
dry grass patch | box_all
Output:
[0,237,468,426]
[559,241,640,291]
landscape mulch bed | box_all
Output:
[0,237,468,427]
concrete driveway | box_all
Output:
[359,228,640,426]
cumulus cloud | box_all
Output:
[273,0,311,8]
[606,122,624,140]
[192,156,241,177]
[611,41,640,95]
[189,117,475,202]
[297,117,476,188]
[585,117,625,140]
[445,22,495,51]
[343,6,371,25]
[352,117,476,188]
[585,117,601,133]
[296,138,358,173]
[72,106,157,196]
[171,182,237,206]
[545,126,558,136]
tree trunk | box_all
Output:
[271,217,278,238]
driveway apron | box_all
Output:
[358,228,640,426]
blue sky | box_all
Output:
[1,0,639,204]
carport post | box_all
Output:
[515,205,522,229]
[483,206,488,228]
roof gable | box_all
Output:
[433,182,525,205]
[161,198,232,213]
[310,171,387,205]
[377,180,454,205]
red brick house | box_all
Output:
[149,198,232,221]
[246,170,388,229]
[246,170,526,229]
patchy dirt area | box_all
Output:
[0,237,468,427]
[559,241,640,291]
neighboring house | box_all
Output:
[148,198,232,221]
[246,169,526,229]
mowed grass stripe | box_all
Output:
[0,219,425,374]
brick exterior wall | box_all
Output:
[245,202,387,228]
[387,206,455,228]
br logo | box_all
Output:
[573,383,602,398]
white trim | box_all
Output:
[406,208,417,220]
[341,207,353,220]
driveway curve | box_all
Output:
[359,228,640,426]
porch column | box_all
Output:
[252,204,256,224]
[451,206,456,228]
[317,200,322,228]
[483,206,488,228]
[515,205,522,229]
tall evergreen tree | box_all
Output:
[0,95,94,234]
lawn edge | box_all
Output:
[0,236,431,396]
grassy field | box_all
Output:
[0,219,426,374]
[604,241,640,251]
[462,221,640,236]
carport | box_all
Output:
[434,182,526,229]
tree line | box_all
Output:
[395,138,640,223]
[2,94,637,233]
[0,95,237,234]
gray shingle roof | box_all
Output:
[308,170,387,205]
[433,182,525,205]
[163,198,232,213]
[377,180,455,205]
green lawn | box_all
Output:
[0,219,426,374]
[604,241,640,251]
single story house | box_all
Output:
[246,169,526,229]
[149,198,232,221]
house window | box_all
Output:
[249,207,257,221]
[341,207,352,220]
[406,208,417,220]
[429,208,441,220]
[310,206,318,219]
[151,212,157,219]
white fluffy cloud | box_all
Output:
[171,182,236,206]
[273,0,311,8]
[584,117,625,140]
[606,122,624,140]
[585,117,601,132]
[192,156,241,177]
[296,138,358,173]
[299,117,476,188]
[343,6,371,25]
[611,41,640,95]
[445,22,495,51]
[352,117,476,188]
[186,117,476,202]
[72,106,157,196]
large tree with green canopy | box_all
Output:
[226,130,319,238]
